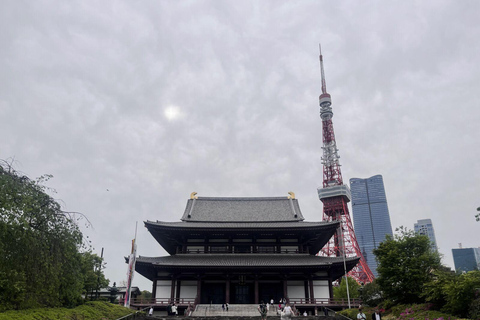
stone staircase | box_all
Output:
[189,304,338,319]
[193,304,269,317]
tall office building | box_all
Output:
[350,175,393,277]
[414,219,438,252]
[452,247,480,272]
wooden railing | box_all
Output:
[289,297,362,306]
[123,297,196,306]
[127,297,359,307]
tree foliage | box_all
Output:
[0,161,107,310]
[373,227,442,304]
[80,251,110,300]
[424,269,480,318]
[333,276,361,300]
[137,290,153,303]
[359,279,383,307]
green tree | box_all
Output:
[373,227,442,304]
[442,270,480,318]
[137,290,153,303]
[0,161,106,310]
[80,251,109,300]
[422,267,455,309]
[333,276,361,300]
[359,279,383,307]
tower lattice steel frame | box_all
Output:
[316,46,374,284]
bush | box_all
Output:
[337,307,362,320]
[0,301,134,320]
[360,280,384,307]
[390,303,460,320]
[470,298,480,319]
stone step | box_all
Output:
[185,317,339,320]
[193,304,283,317]
[191,304,336,318]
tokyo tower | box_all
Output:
[316,45,374,284]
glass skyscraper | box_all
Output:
[414,219,438,252]
[350,175,393,277]
[452,247,480,272]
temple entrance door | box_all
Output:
[232,285,252,304]
[259,282,283,304]
[201,283,225,304]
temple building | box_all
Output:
[134,193,359,310]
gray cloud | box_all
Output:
[1,0,479,290]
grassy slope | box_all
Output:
[338,304,468,320]
[0,301,137,320]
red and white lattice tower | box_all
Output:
[316,45,374,284]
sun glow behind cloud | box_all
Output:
[164,106,181,121]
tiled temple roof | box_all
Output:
[180,197,305,222]
[134,254,359,281]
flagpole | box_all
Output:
[124,222,138,308]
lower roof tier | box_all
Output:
[133,253,359,281]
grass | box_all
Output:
[0,301,137,320]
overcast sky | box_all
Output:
[1,0,479,291]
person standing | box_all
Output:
[149,307,153,316]
[372,308,382,320]
[258,300,268,320]
[226,302,229,311]
[283,303,293,319]
[357,308,366,320]
[171,303,178,316]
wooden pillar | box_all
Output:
[226,277,230,304]
[328,274,333,300]
[170,277,176,303]
[309,278,315,303]
[196,277,202,304]
[254,276,259,304]
[304,280,309,303]
[283,277,288,302]
[176,279,181,302]
[152,279,157,301]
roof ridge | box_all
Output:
[195,196,292,201]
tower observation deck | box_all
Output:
[317,46,374,284]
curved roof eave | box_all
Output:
[134,254,359,281]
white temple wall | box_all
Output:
[179,281,197,299]
[287,280,305,299]
[155,280,171,299]
[312,280,330,299]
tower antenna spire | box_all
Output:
[319,43,327,95]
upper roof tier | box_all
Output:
[181,196,305,222]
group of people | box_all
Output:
[166,303,178,316]
[357,307,382,320]
[221,303,229,311]
[258,299,293,319]
[148,303,179,317]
